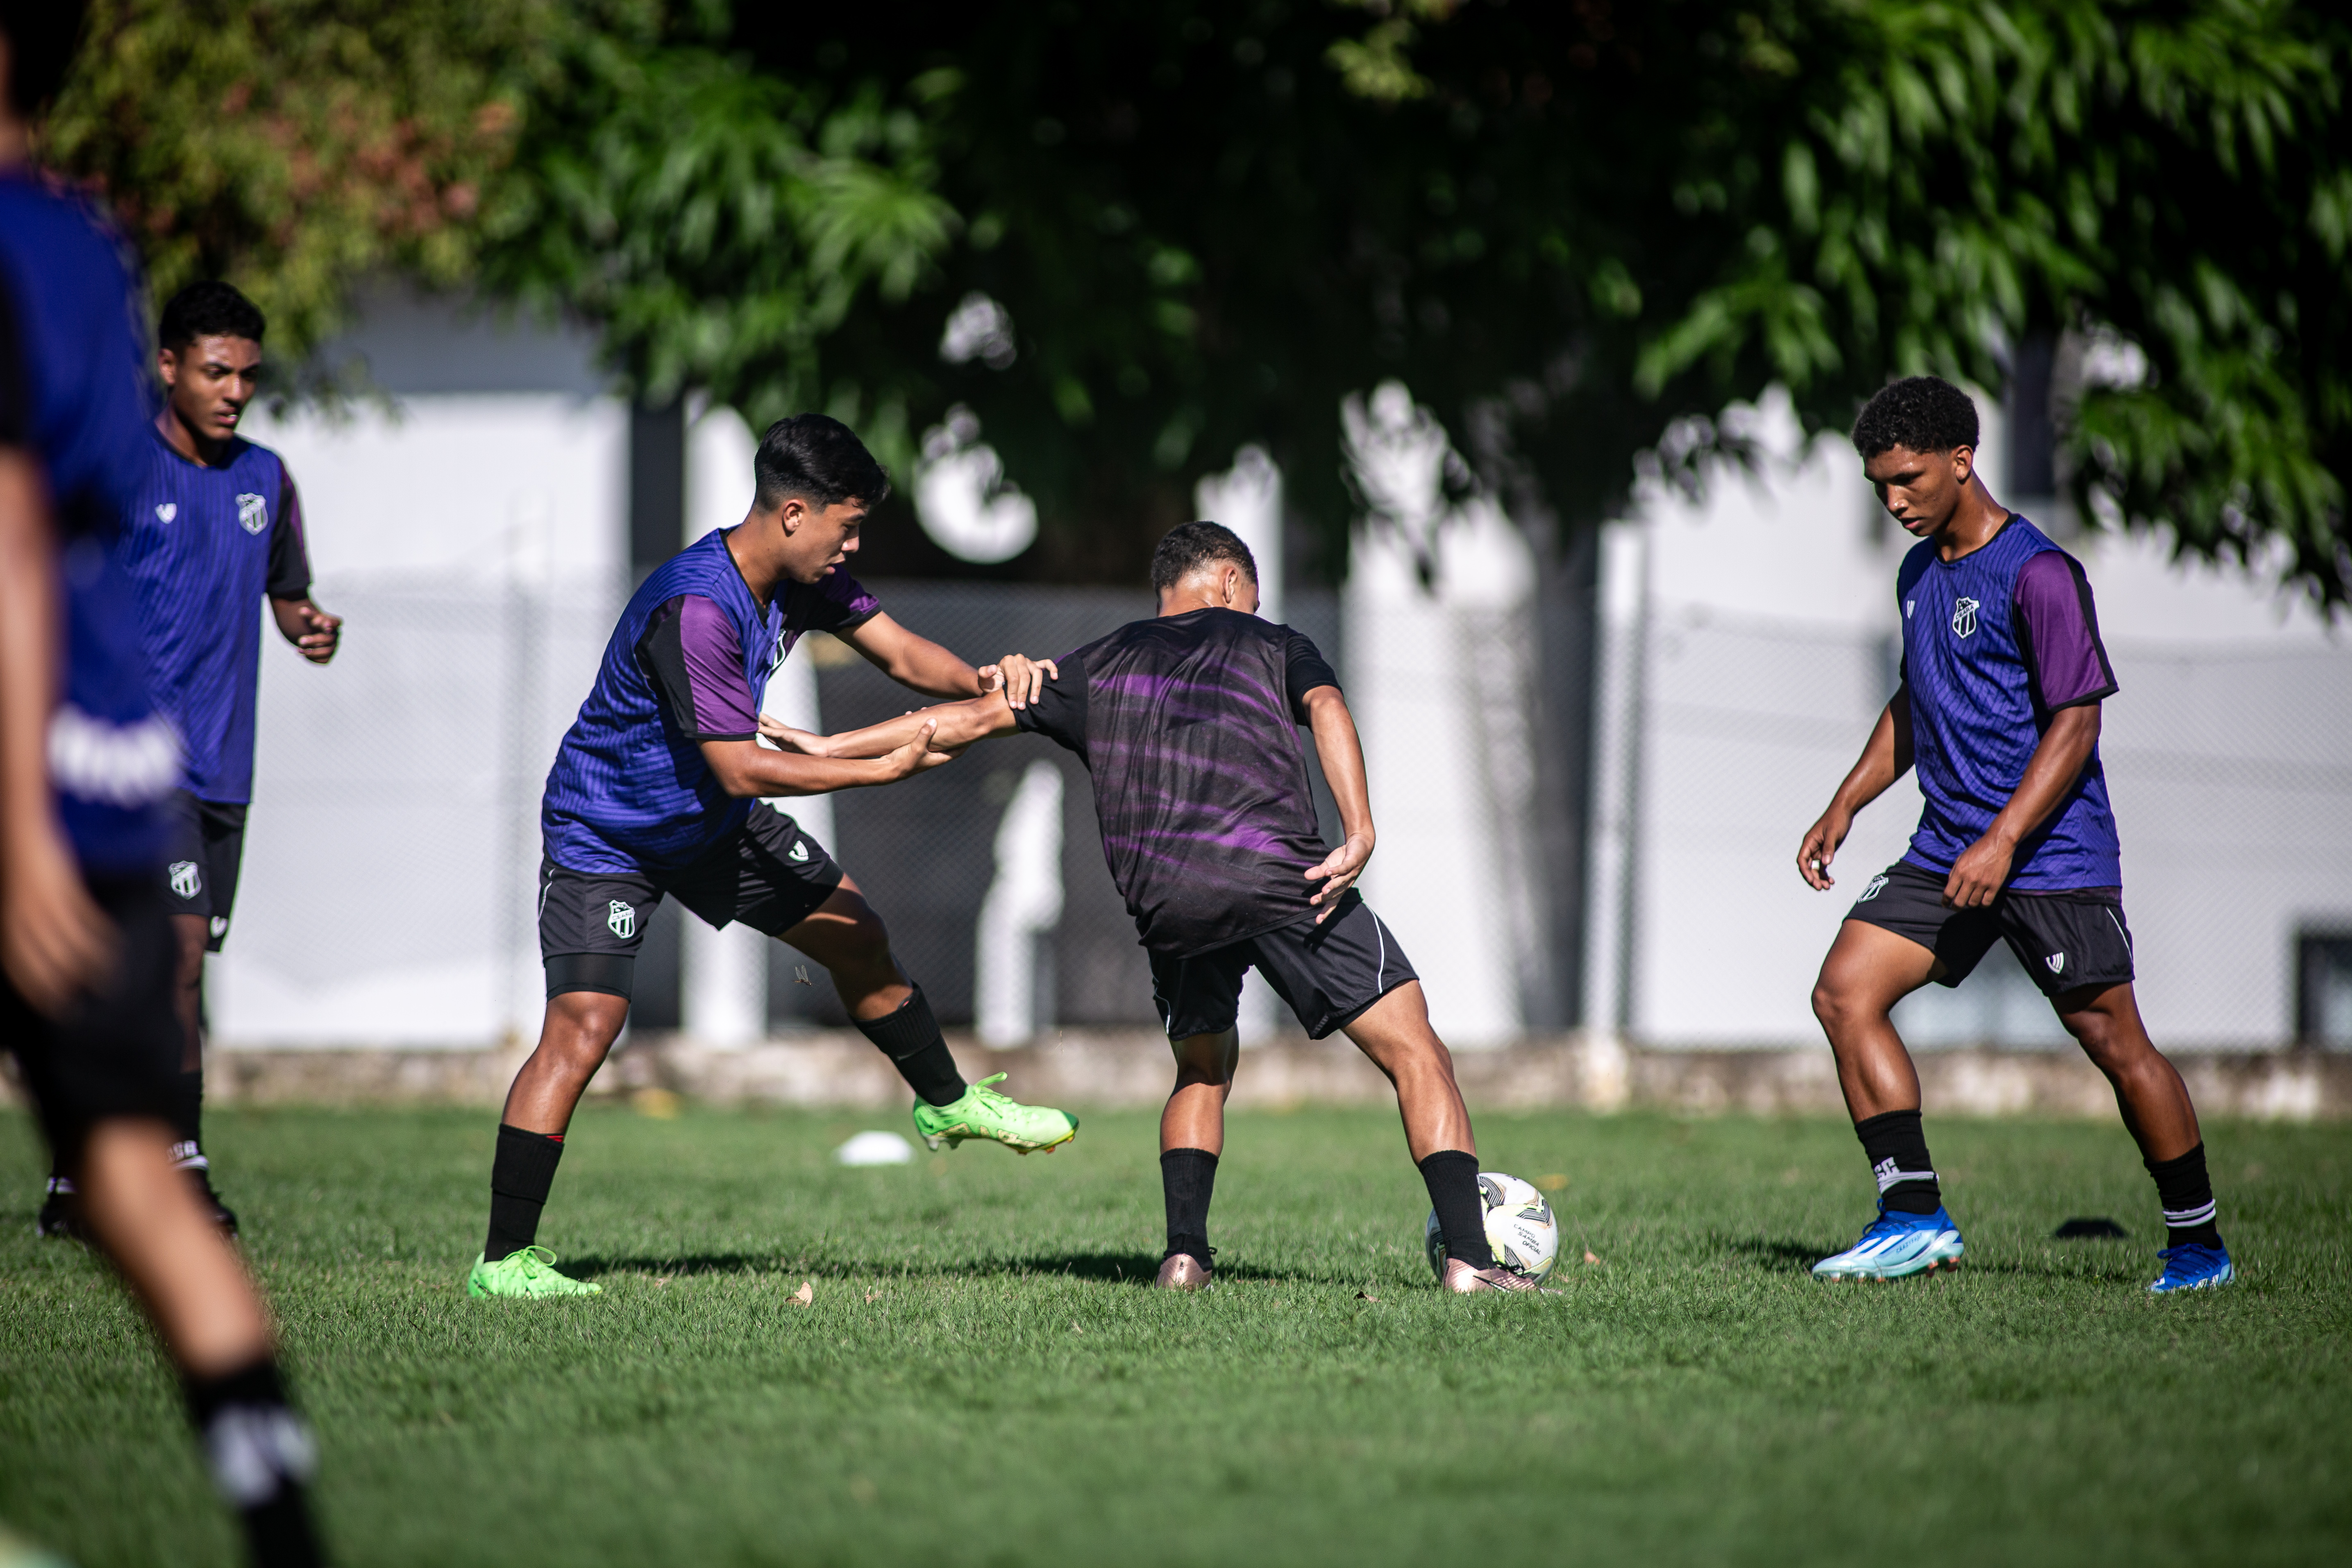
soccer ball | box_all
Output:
[1424,1172,1560,1283]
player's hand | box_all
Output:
[757,713,833,757]
[0,821,116,1016]
[978,654,1058,710]
[1943,834,2014,909]
[1797,807,1851,891]
[879,719,951,780]
[1303,832,1374,923]
[291,600,340,665]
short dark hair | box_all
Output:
[2,4,90,118]
[1150,521,1258,594]
[158,281,266,351]
[754,413,890,511]
[1851,376,1980,458]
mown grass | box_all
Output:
[0,1101,2345,1567]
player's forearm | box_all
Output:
[1304,689,1375,846]
[714,747,926,797]
[1983,704,2100,849]
[851,619,981,699]
[1828,696,1909,816]
[0,456,61,847]
[824,694,1015,758]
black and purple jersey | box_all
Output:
[0,175,177,876]
[1013,607,1340,955]
[1895,515,2122,890]
[119,429,311,804]
[541,530,879,874]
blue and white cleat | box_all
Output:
[1811,1203,1965,1280]
[2148,1242,2234,1293]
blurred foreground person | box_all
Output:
[773,522,1542,1293]
[38,279,340,1241]
[1797,377,2229,1294]
[0,11,324,1563]
[468,413,1076,1299]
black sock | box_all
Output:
[855,985,965,1107]
[484,1124,565,1262]
[184,1358,322,1568]
[2146,1143,2222,1248]
[169,1066,208,1178]
[1417,1150,1496,1271]
[1160,1148,1218,1268]
[1855,1110,1942,1215]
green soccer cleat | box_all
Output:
[910,1073,1079,1154]
[466,1246,603,1299]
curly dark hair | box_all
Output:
[158,281,266,350]
[1150,521,1258,593]
[1851,376,1980,458]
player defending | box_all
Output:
[467,413,1077,1299]
[0,14,324,1560]
[38,281,341,1241]
[1798,377,2230,1293]
[774,522,1537,1293]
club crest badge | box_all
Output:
[236,492,268,535]
[607,900,636,939]
[1950,596,1980,638]
[2046,951,2066,975]
[788,840,810,864]
[156,502,178,523]
[168,860,201,899]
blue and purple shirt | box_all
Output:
[1014,607,1341,954]
[541,529,879,874]
[0,174,177,876]
[1896,515,2121,890]
[119,429,312,803]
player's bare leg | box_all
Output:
[2053,981,2199,1160]
[470,991,627,1297]
[1338,980,1474,1162]
[499,989,631,1137]
[1155,1027,1238,1288]
[786,875,1077,1153]
[1810,919,1941,1119]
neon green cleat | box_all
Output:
[911,1073,1079,1154]
[466,1246,603,1299]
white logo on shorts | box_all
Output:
[1950,597,1980,638]
[607,900,636,939]
[236,493,268,535]
[2046,951,2066,975]
[1858,874,1889,902]
[168,860,201,899]
[788,840,809,863]
[156,502,178,523]
[209,916,228,940]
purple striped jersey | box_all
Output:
[119,429,311,803]
[1014,607,1340,955]
[0,174,177,874]
[1896,515,2122,890]
[541,529,879,875]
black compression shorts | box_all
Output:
[1148,892,1418,1041]
[1845,860,2135,998]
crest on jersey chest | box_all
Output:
[236,492,268,535]
[1950,596,1980,638]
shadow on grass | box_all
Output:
[1724,1237,1837,1273]
[560,1248,1302,1287]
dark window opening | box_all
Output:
[2296,930,2352,1049]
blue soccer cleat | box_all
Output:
[2148,1242,2234,1293]
[1811,1202,1966,1280]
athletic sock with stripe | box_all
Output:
[854,984,967,1108]
[1160,1148,1218,1269]
[1854,1109,1942,1215]
[184,1358,323,1568]
[1418,1150,1497,1271]
[2146,1142,2222,1248]
[484,1123,565,1262]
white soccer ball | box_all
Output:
[1424,1171,1560,1282]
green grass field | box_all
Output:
[0,1101,2345,1567]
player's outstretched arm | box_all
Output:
[1300,685,1376,924]
[841,611,1058,706]
[1798,687,1915,891]
[767,691,1021,762]
[698,719,951,799]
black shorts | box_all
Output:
[538,805,843,1000]
[1,876,182,1166]
[1149,893,1418,1041]
[163,791,247,952]
[1845,860,2135,998]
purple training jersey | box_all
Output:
[1895,515,2122,890]
[0,174,177,876]
[1014,607,1340,955]
[120,429,312,804]
[541,529,879,875]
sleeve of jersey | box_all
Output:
[1283,631,1341,721]
[0,268,26,447]
[265,463,313,598]
[638,595,759,741]
[2013,552,2119,712]
[1011,648,1089,757]
[804,570,883,635]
